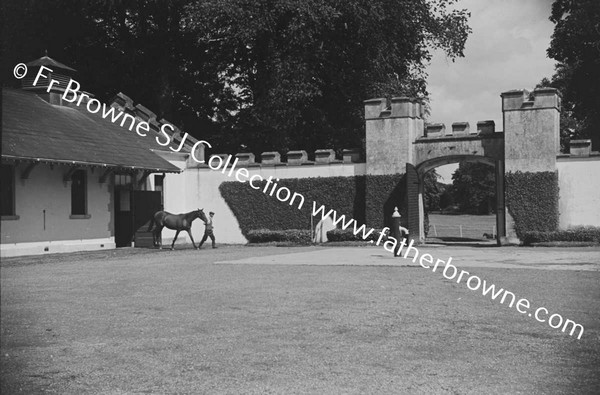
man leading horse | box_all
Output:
[147,208,208,250]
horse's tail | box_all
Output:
[148,211,161,232]
[147,218,154,232]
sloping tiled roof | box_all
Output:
[1,88,180,173]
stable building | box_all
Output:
[1,56,183,257]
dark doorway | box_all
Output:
[115,189,162,247]
[114,173,162,248]
[133,190,162,234]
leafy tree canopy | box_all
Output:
[543,0,600,151]
[449,162,495,215]
[422,169,447,212]
[2,0,470,155]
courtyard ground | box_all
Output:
[1,244,599,394]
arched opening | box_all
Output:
[414,155,505,244]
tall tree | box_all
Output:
[1,0,235,139]
[2,0,471,155]
[536,77,583,153]
[545,0,600,151]
[185,0,471,154]
[423,169,446,212]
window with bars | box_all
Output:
[115,174,133,186]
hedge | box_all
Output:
[326,228,388,242]
[220,174,406,237]
[521,226,600,245]
[365,174,406,228]
[246,229,312,244]
[505,171,559,238]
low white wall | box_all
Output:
[162,160,366,245]
[557,158,600,229]
[1,237,116,258]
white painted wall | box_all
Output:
[158,153,600,245]
[557,158,600,229]
[161,159,366,245]
[1,163,115,257]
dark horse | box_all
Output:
[147,208,208,250]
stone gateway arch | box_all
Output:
[364,88,561,244]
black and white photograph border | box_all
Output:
[2,0,600,394]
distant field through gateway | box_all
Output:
[427,214,496,241]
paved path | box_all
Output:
[216,245,600,271]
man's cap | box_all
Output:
[209,211,215,215]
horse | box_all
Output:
[147,208,208,250]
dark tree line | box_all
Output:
[423,162,495,215]
[540,0,600,152]
[1,0,470,155]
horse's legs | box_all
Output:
[151,223,157,247]
[171,230,180,250]
[155,225,164,249]
[186,229,197,249]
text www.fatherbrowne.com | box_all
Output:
[385,234,584,340]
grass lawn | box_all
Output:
[1,245,599,394]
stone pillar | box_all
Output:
[501,88,560,242]
[502,88,560,172]
[494,159,508,244]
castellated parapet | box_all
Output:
[205,148,362,168]
[108,93,364,170]
[422,121,497,140]
[365,93,509,177]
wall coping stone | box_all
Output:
[287,150,308,165]
[569,139,592,157]
[343,148,361,163]
[425,123,445,138]
[261,151,281,164]
[315,149,335,163]
[235,152,255,163]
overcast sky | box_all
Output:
[426,0,557,182]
